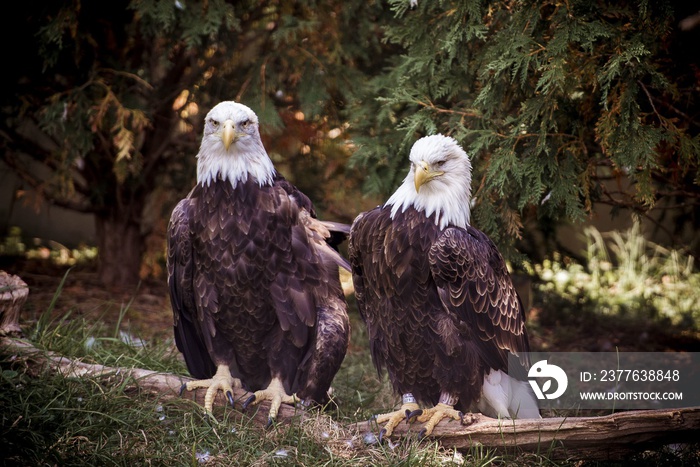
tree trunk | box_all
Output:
[0,271,27,337]
[95,212,144,288]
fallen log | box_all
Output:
[351,408,700,461]
[0,336,303,427]
[1,335,698,461]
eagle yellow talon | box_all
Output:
[413,402,463,437]
[373,402,420,439]
[180,365,241,416]
[243,378,297,421]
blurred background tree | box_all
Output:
[0,0,387,287]
[2,0,699,287]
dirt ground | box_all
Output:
[9,263,175,342]
[6,260,700,353]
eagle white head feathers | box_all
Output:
[386,134,472,230]
[196,101,275,188]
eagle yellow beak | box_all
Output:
[414,161,444,192]
[221,119,236,150]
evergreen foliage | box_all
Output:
[3,0,699,282]
[348,0,700,259]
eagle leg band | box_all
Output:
[402,393,417,405]
[438,392,458,406]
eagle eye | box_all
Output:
[435,160,446,167]
[210,119,219,127]
[241,119,251,129]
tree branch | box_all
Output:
[350,407,700,461]
[2,150,94,214]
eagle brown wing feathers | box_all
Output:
[168,196,217,380]
[349,206,532,410]
[428,226,531,380]
[349,207,445,403]
[168,176,349,403]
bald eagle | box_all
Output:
[348,135,539,439]
[168,101,350,422]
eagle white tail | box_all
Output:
[477,369,541,419]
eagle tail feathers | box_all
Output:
[319,220,351,234]
[319,220,351,253]
[508,380,541,419]
[326,247,352,272]
[296,301,350,404]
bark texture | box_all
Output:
[0,271,28,337]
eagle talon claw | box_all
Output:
[406,409,423,423]
[179,383,187,397]
[242,394,257,410]
[226,391,235,408]
[411,402,464,437]
[378,428,387,443]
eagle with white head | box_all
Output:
[349,134,540,439]
[168,101,350,422]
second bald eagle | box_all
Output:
[349,135,540,439]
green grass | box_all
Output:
[4,303,697,466]
[3,289,516,466]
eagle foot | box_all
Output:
[413,402,463,438]
[242,377,297,422]
[373,402,420,440]
[180,365,241,416]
